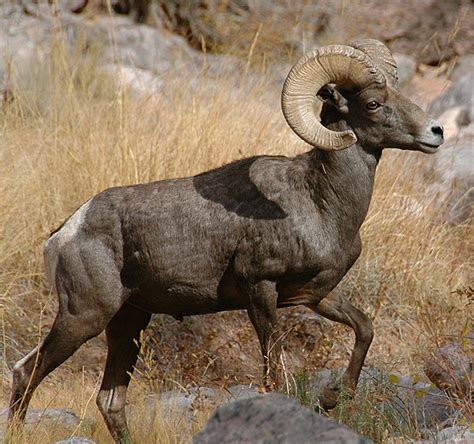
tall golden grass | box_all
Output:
[1,31,472,443]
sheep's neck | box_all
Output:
[302,136,380,244]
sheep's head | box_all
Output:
[282,39,444,153]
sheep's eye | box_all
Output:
[366,101,380,110]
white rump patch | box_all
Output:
[48,199,92,246]
[44,199,92,290]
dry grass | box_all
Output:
[342,150,472,375]
[5,371,213,443]
[0,27,472,443]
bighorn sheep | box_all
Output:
[9,39,443,443]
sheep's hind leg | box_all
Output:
[8,298,120,425]
[9,242,128,429]
[96,303,151,444]
[245,281,283,390]
[307,289,374,409]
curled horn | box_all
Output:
[350,39,399,88]
[281,44,385,150]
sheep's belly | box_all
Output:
[128,274,247,317]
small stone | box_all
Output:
[58,0,88,13]
[55,438,97,444]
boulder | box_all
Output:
[426,123,474,223]
[104,64,164,97]
[393,53,417,86]
[429,74,474,123]
[194,393,372,444]
[0,5,51,88]
[400,386,459,430]
[130,384,260,426]
[373,0,473,65]
[417,425,474,444]
[0,407,81,430]
[437,106,470,140]
[307,368,460,430]
[81,16,199,74]
[424,334,473,399]
[450,55,474,82]
[0,407,94,443]
[300,0,474,66]
[0,6,199,92]
[0,5,283,106]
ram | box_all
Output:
[9,39,443,443]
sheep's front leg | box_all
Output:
[245,281,282,390]
[307,289,374,409]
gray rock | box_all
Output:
[0,407,95,442]
[307,367,383,397]
[127,384,261,427]
[424,335,473,399]
[194,393,372,444]
[429,74,474,122]
[1,406,98,444]
[0,4,20,19]
[223,384,263,402]
[384,381,458,430]
[450,55,474,82]
[376,376,457,430]
[0,8,198,95]
[426,123,474,223]
[55,438,96,444]
[0,9,48,86]
[393,53,417,86]
[0,407,81,430]
[417,425,474,444]
[104,64,164,97]
[0,7,284,107]
[437,106,470,140]
[400,386,459,430]
[82,17,199,74]
[307,368,460,430]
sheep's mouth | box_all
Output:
[416,140,441,154]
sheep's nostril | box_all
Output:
[431,125,444,137]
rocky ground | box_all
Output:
[1,361,473,442]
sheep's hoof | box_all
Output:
[318,385,340,410]
[319,382,356,410]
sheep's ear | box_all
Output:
[318,85,349,114]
